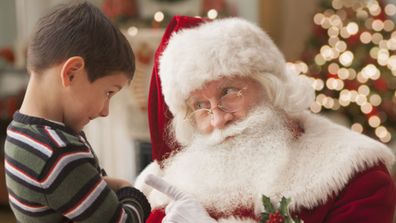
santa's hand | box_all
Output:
[144,174,217,223]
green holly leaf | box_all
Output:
[262,195,275,213]
[284,217,292,223]
[260,194,304,223]
[280,196,291,216]
[260,212,269,223]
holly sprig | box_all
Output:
[260,195,303,223]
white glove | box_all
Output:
[145,174,217,223]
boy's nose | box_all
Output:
[210,108,233,129]
[99,101,110,117]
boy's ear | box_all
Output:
[60,56,85,87]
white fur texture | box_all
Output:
[138,111,394,217]
[217,217,258,223]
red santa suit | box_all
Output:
[135,16,396,223]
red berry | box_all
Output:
[266,211,285,223]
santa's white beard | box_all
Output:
[159,105,294,217]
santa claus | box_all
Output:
[135,16,396,223]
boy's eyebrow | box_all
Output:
[114,85,122,90]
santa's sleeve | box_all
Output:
[145,208,166,223]
[322,163,395,223]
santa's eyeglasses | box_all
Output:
[185,87,247,121]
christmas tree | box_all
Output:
[301,0,396,144]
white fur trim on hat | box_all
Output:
[159,17,286,116]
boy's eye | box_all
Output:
[106,91,115,98]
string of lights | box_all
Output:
[126,8,220,37]
[295,0,396,144]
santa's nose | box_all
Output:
[210,108,233,129]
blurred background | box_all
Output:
[0,0,396,222]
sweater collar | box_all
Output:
[13,111,83,136]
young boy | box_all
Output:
[4,1,151,222]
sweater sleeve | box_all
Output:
[116,186,151,221]
[324,164,396,223]
[41,147,151,223]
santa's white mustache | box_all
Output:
[192,105,276,146]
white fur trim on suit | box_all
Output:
[217,217,258,223]
[134,161,163,198]
[282,111,395,210]
[159,17,286,116]
[139,112,394,215]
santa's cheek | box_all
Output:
[231,112,247,123]
[196,120,213,134]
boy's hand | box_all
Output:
[102,176,132,191]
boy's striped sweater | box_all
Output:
[4,112,150,223]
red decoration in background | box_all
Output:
[102,0,138,20]
[5,97,17,119]
[346,33,360,46]
[0,48,15,64]
[382,101,396,119]
[201,0,227,12]
[327,73,338,78]
[344,80,359,90]
[136,42,154,65]
[365,57,377,65]
[373,79,388,92]
[313,25,327,36]
[376,0,387,20]
[201,0,238,17]
[0,94,24,120]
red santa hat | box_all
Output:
[148,16,206,162]
[149,16,295,162]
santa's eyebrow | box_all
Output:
[186,96,206,104]
[217,82,242,93]
[186,97,198,106]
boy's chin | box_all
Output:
[71,126,83,133]
[67,122,85,133]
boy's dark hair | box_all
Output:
[27,1,134,82]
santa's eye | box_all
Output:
[193,101,210,110]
